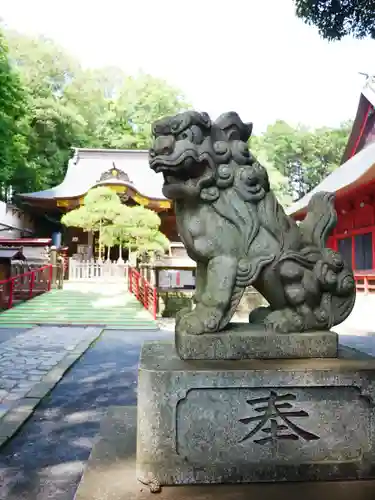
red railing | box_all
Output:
[0,265,53,310]
[128,266,158,319]
[354,272,375,294]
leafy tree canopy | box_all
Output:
[294,0,375,40]
[61,187,123,231]
[250,136,292,207]
[251,119,352,202]
[0,29,31,198]
[62,187,169,258]
[2,28,189,197]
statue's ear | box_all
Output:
[245,122,253,139]
[200,112,212,128]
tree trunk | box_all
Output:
[87,231,93,260]
[118,240,124,263]
[98,221,103,262]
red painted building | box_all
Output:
[288,76,375,279]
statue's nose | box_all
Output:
[150,135,175,157]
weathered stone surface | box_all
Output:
[75,405,375,500]
[149,111,355,342]
[176,323,338,360]
[136,341,375,486]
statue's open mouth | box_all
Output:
[150,153,204,184]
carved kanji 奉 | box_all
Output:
[239,391,320,444]
[149,111,356,335]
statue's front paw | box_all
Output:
[175,306,223,336]
[175,310,206,336]
[175,307,192,326]
[264,309,303,333]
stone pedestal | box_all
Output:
[175,324,338,360]
[75,405,375,500]
[136,340,375,486]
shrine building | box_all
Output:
[17,148,178,260]
[288,76,375,275]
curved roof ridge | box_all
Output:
[287,141,375,217]
[363,76,375,108]
[19,148,165,201]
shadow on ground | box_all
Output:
[0,328,171,500]
[0,328,374,500]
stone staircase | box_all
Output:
[0,282,158,329]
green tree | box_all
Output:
[253,120,352,201]
[61,187,123,260]
[99,226,117,261]
[122,206,169,258]
[250,136,292,207]
[62,187,169,260]
[63,66,126,146]
[4,29,190,194]
[6,30,79,97]
[99,73,190,149]
[0,29,31,199]
[27,96,88,190]
[105,205,169,261]
[294,0,375,40]
[4,30,89,191]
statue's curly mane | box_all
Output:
[196,113,298,256]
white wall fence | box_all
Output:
[0,201,35,238]
[68,259,129,282]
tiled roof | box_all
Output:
[20,148,165,200]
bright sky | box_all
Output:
[2,0,375,133]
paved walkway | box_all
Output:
[0,326,102,448]
[0,328,171,500]
[0,282,157,452]
[0,282,157,329]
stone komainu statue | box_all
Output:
[149,111,356,335]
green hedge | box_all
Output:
[159,292,193,318]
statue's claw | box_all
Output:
[264,308,304,334]
[175,305,224,336]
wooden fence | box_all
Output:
[354,272,375,294]
[68,259,129,282]
[128,266,158,319]
[0,264,52,309]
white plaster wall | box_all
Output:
[0,202,35,239]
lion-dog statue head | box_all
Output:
[149,110,269,203]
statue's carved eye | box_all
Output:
[171,121,180,132]
[177,129,193,141]
[177,126,203,144]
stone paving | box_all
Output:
[0,328,171,500]
[0,326,103,446]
